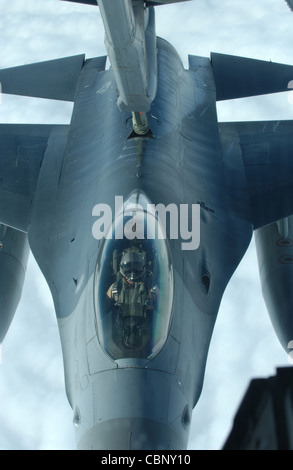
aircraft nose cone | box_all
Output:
[74,368,190,450]
[76,417,186,450]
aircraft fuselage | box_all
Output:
[28,38,252,449]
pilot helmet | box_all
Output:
[120,250,145,283]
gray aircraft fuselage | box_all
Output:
[27,38,253,449]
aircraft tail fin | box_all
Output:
[211,53,293,101]
[0,55,85,101]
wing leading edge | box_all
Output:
[0,123,70,340]
[0,124,70,232]
[219,120,293,230]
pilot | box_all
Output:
[120,250,146,285]
[107,248,157,315]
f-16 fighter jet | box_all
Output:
[1,0,293,449]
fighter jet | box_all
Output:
[1,0,293,450]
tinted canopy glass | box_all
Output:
[94,192,174,360]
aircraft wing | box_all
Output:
[0,54,107,232]
[0,124,70,232]
[0,55,85,232]
[219,120,293,229]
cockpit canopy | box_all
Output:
[94,192,174,361]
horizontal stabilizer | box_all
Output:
[211,53,293,101]
[0,55,85,101]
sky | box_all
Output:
[0,0,293,451]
